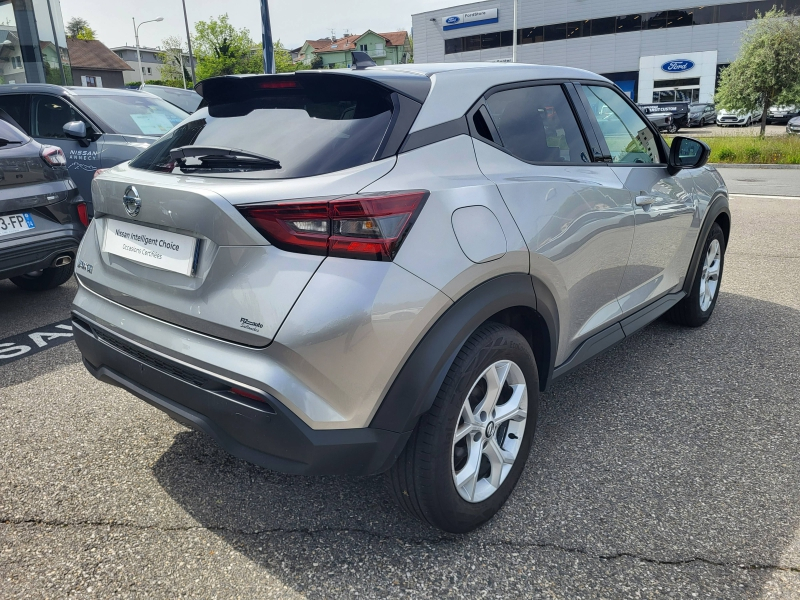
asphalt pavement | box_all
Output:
[1,169,799,598]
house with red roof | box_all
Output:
[297,31,410,68]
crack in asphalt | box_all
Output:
[3,516,799,574]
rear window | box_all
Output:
[79,95,188,136]
[143,86,202,113]
[130,75,395,179]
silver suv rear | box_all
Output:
[71,64,730,533]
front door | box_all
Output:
[577,84,697,315]
[30,94,104,207]
[472,83,635,365]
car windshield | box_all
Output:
[79,95,188,136]
[689,105,705,113]
[130,75,394,179]
[142,86,202,113]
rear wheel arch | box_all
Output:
[370,273,558,434]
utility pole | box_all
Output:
[181,0,196,85]
[261,0,275,74]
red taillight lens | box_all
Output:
[239,191,428,261]
[41,145,66,167]
[76,202,90,227]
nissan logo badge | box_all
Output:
[123,185,141,217]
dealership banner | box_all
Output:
[443,8,499,31]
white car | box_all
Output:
[767,105,799,124]
[716,108,763,127]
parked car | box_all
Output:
[138,84,202,114]
[0,115,87,290]
[642,107,675,132]
[638,101,690,131]
[687,103,716,127]
[767,105,799,124]
[717,108,763,127]
[71,65,730,533]
[787,116,800,134]
[0,85,189,214]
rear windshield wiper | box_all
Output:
[169,145,281,170]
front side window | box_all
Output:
[485,85,589,164]
[32,95,82,138]
[583,85,661,164]
[78,95,187,136]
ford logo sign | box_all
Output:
[661,59,695,73]
[445,16,460,24]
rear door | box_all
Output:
[576,83,697,315]
[471,82,635,364]
[30,94,103,204]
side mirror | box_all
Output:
[63,120,87,140]
[668,136,710,175]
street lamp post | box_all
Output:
[181,0,196,86]
[132,16,164,86]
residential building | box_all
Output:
[66,39,133,88]
[111,46,195,85]
[293,38,332,64]
[0,0,73,85]
[299,31,411,68]
[413,0,800,103]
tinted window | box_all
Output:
[32,95,83,138]
[445,38,463,54]
[0,118,29,143]
[747,0,774,19]
[464,35,481,51]
[667,9,693,27]
[500,30,514,46]
[130,76,395,179]
[583,85,661,164]
[785,0,800,15]
[616,14,642,33]
[567,21,589,38]
[642,11,667,29]
[689,5,718,24]
[543,23,567,41]
[485,85,589,164]
[519,26,543,44]
[482,32,501,49]
[79,95,187,136]
[590,17,616,36]
[718,3,748,22]
[0,94,30,133]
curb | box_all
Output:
[710,163,800,169]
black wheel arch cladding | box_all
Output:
[370,273,557,434]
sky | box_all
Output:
[59,0,446,50]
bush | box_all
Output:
[717,147,736,161]
[666,136,800,164]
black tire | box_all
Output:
[10,263,74,291]
[387,322,539,533]
[667,223,725,327]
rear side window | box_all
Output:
[485,85,589,164]
[131,76,395,179]
[0,94,30,133]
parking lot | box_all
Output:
[680,123,790,137]
[2,171,799,598]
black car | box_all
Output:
[687,103,716,127]
[638,102,691,131]
[0,116,87,290]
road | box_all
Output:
[2,170,799,598]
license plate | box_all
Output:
[774,113,786,117]
[102,218,198,276]
[0,213,35,237]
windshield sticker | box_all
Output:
[130,113,176,135]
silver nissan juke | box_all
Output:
[71,63,730,533]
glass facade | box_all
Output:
[0,0,72,85]
[445,0,800,54]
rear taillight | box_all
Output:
[239,191,428,261]
[41,145,66,167]
[76,202,90,227]
[93,168,107,179]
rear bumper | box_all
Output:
[72,315,411,476]
[0,228,81,279]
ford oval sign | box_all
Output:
[662,59,695,73]
[445,16,460,24]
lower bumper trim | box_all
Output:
[74,318,410,476]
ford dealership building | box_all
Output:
[412,0,800,104]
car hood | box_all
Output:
[789,116,800,126]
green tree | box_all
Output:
[158,35,191,88]
[65,17,96,40]
[715,8,800,136]
[273,40,308,73]
[193,14,261,80]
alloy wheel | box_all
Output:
[699,239,721,311]
[451,360,528,503]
